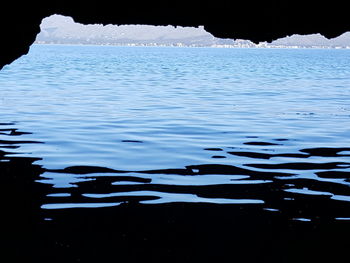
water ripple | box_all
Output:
[2,122,350,223]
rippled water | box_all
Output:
[1,45,350,262]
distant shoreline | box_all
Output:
[33,43,350,50]
[36,15,350,51]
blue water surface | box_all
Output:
[1,45,350,214]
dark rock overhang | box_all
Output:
[1,1,349,69]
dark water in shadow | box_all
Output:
[2,122,350,262]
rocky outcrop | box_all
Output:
[1,2,349,69]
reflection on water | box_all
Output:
[4,123,347,219]
[36,139,350,221]
[2,123,350,262]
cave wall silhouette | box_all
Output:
[1,2,349,69]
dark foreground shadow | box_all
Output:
[2,124,350,262]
